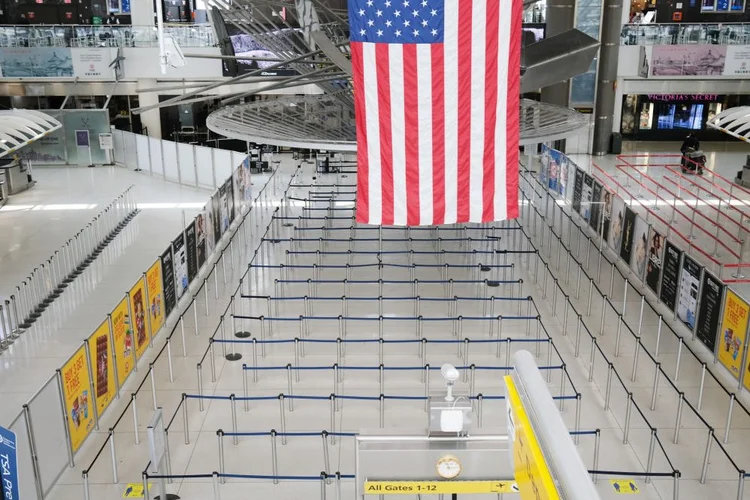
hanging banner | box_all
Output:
[61,346,95,452]
[161,247,176,317]
[651,45,727,77]
[112,297,134,387]
[720,290,750,381]
[172,234,188,301]
[696,272,723,354]
[195,212,207,271]
[645,228,665,296]
[609,196,625,253]
[146,260,165,335]
[129,277,150,361]
[659,240,682,312]
[630,215,650,280]
[87,320,115,417]
[677,256,702,331]
[186,220,198,285]
[572,168,584,214]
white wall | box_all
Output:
[122,47,224,79]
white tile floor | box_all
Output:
[3,144,750,500]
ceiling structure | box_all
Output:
[0,110,62,159]
[133,0,598,150]
[707,106,750,143]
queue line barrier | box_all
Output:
[520,165,748,495]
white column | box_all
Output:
[130,0,155,26]
[138,80,162,139]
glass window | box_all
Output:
[702,0,744,13]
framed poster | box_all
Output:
[145,260,165,334]
[695,271,723,354]
[195,212,207,271]
[609,196,625,253]
[677,256,702,331]
[630,215,650,280]
[87,319,114,417]
[60,346,95,452]
[619,206,637,264]
[589,181,602,233]
[659,240,683,312]
[645,228,665,296]
[172,234,188,300]
[599,187,612,242]
[185,220,197,285]
[720,290,750,381]
[581,174,594,222]
[572,168,584,214]
[129,277,150,361]
[160,247,176,317]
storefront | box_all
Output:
[619,93,750,140]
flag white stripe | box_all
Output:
[443,0,459,224]
[389,44,407,226]
[469,0,486,222]
[494,3,510,221]
[363,42,382,225]
[416,44,433,226]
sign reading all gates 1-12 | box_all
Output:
[364,480,517,495]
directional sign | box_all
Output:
[611,480,639,494]
[504,376,561,500]
[0,425,19,500]
[364,480,518,495]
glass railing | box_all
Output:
[0,24,215,48]
[621,22,750,45]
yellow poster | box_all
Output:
[610,480,639,494]
[112,297,134,387]
[146,260,165,336]
[61,346,95,452]
[718,290,750,383]
[130,277,151,361]
[87,320,115,417]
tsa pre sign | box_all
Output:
[0,425,19,500]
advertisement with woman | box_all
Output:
[609,196,626,253]
[630,215,650,280]
[645,229,665,295]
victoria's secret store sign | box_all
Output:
[646,94,719,101]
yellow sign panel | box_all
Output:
[61,346,95,452]
[611,480,639,494]
[87,320,115,417]
[504,376,561,500]
[364,481,517,495]
[717,290,750,385]
[123,483,151,498]
[146,260,165,335]
[129,276,151,361]
[112,297,134,387]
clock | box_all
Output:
[436,454,462,479]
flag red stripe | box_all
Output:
[506,0,521,218]
[482,0,499,222]
[431,44,445,225]
[403,44,420,226]
[376,44,394,225]
[455,0,473,224]
[351,42,369,224]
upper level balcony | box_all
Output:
[621,22,750,45]
[0,23,215,49]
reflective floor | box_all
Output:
[3,146,750,500]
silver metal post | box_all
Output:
[700,428,714,484]
[623,392,633,444]
[645,427,656,484]
[724,394,736,444]
[673,392,685,444]
[650,363,660,411]
[109,429,118,483]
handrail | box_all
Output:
[620,22,750,45]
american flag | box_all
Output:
[349,0,520,226]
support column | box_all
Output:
[137,80,163,139]
[592,0,624,155]
[539,0,575,109]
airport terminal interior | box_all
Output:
[5,0,750,500]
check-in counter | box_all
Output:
[0,158,34,195]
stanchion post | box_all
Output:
[700,428,714,484]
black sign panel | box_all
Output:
[172,233,188,301]
[572,168,584,214]
[619,207,637,264]
[196,212,207,271]
[600,188,611,242]
[212,190,222,243]
[696,271,723,353]
[659,240,682,312]
[161,247,176,317]
[677,256,702,331]
[590,181,602,232]
[186,220,198,285]
[581,174,594,222]
[645,228,665,296]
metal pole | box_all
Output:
[700,428,714,484]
